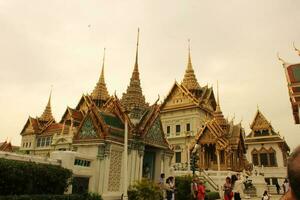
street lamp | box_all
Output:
[191,144,200,176]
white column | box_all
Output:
[216,149,222,197]
[123,119,128,200]
[187,144,191,174]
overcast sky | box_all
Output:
[0,0,299,150]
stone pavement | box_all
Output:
[242,195,282,200]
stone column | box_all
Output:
[123,119,128,200]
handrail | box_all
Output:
[200,170,218,191]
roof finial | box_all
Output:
[257,104,259,111]
[277,52,286,67]
[134,28,140,70]
[188,39,192,69]
[215,80,221,112]
[293,41,300,56]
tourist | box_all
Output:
[159,173,166,199]
[223,176,233,200]
[280,146,300,200]
[275,182,281,195]
[197,179,205,200]
[262,190,270,200]
[191,177,198,200]
[283,179,289,194]
[169,176,176,200]
[165,177,174,200]
[232,174,244,200]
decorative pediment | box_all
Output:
[162,83,199,109]
[250,110,272,131]
[144,118,168,147]
[78,116,99,139]
[198,127,216,144]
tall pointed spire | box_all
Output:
[213,81,226,127]
[181,39,201,90]
[40,88,55,121]
[121,28,148,111]
[91,48,110,103]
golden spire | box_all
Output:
[181,39,201,90]
[40,88,55,121]
[215,81,221,112]
[121,28,148,111]
[91,48,110,102]
[213,81,226,127]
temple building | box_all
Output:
[160,42,217,170]
[0,141,13,152]
[245,108,290,187]
[19,31,173,199]
[279,45,300,124]
[192,86,247,172]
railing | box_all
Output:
[199,170,219,191]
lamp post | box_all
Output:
[123,118,128,200]
[192,144,200,176]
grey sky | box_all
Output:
[0,0,299,149]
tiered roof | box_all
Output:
[0,141,13,152]
[121,29,148,112]
[91,49,110,104]
[181,41,201,91]
[245,109,290,151]
[279,45,300,124]
[40,91,55,122]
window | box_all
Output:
[176,125,181,135]
[220,150,225,164]
[260,153,268,166]
[269,153,277,166]
[175,152,181,163]
[271,178,278,185]
[186,123,190,132]
[74,159,91,167]
[37,138,41,147]
[265,178,270,185]
[41,138,45,147]
[167,126,170,137]
[252,154,259,166]
[46,137,50,146]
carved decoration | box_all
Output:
[79,117,97,138]
[145,118,166,146]
[97,143,111,160]
[107,150,122,192]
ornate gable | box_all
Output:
[161,82,199,110]
[78,116,99,139]
[144,117,168,148]
[250,110,272,130]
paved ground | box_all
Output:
[243,195,282,200]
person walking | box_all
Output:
[223,177,233,200]
[197,179,205,200]
[232,174,244,200]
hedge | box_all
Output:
[0,158,72,195]
[128,179,163,200]
[0,193,103,200]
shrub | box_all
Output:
[174,175,193,200]
[128,179,163,200]
[0,194,103,200]
[205,191,220,200]
[0,158,72,195]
